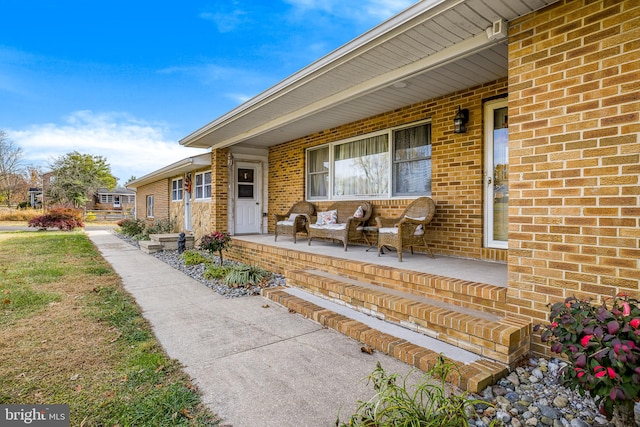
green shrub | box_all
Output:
[180,250,209,266]
[28,208,84,231]
[337,357,493,427]
[223,265,270,288]
[140,219,175,240]
[203,264,230,280]
[117,218,146,237]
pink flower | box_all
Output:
[551,321,558,329]
[623,302,631,316]
[580,335,593,346]
[630,318,640,329]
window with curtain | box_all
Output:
[393,123,432,196]
[307,146,329,199]
[195,172,212,199]
[172,178,183,201]
[146,195,154,218]
[305,122,431,200]
[334,135,388,197]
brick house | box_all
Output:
[126,153,212,240]
[135,0,638,385]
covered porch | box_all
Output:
[225,234,531,393]
[233,234,507,288]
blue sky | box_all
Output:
[1,0,414,185]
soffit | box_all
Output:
[180,0,558,149]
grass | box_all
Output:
[0,231,219,426]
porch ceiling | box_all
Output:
[180,0,558,150]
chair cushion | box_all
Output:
[316,210,338,225]
[309,223,346,231]
[379,225,424,236]
[289,213,301,221]
[277,220,295,226]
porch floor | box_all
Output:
[233,234,508,288]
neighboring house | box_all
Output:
[145,0,637,362]
[126,153,212,240]
[40,172,135,214]
[91,188,136,212]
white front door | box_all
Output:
[113,196,121,208]
[484,97,509,249]
[234,162,262,234]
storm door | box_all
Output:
[234,162,262,234]
[484,98,509,249]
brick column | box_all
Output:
[210,148,230,232]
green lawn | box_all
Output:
[0,231,219,426]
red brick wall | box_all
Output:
[269,79,509,261]
[507,0,640,356]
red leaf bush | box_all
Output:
[535,295,640,425]
[28,208,84,231]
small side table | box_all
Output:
[362,226,383,253]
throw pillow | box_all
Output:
[289,213,300,221]
[316,210,338,225]
[353,205,364,218]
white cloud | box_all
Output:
[284,0,415,21]
[7,110,208,185]
[199,9,249,33]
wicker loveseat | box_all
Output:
[375,197,436,262]
[307,201,372,251]
[274,201,316,243]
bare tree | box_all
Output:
[0,130,25,207]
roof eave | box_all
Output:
[125,153,211,189]
[178,0,456,149]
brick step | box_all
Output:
[285,269,530,367]
[324,261,508,317]
[263,288,508,393]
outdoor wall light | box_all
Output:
[453,106,469,134]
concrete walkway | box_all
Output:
[86,230,423,427]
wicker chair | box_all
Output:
[375,197,436,262]
[307,201,372,251]
[274,201,316,243]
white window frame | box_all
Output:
[194,171,212,200]
[305,120,432,201]
[171,178,183,202]
[146,195,154,218]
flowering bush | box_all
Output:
[199,231,231,265]
[535,295,640,426]
[28,208,84,231]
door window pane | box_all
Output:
[492,107,509,242]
